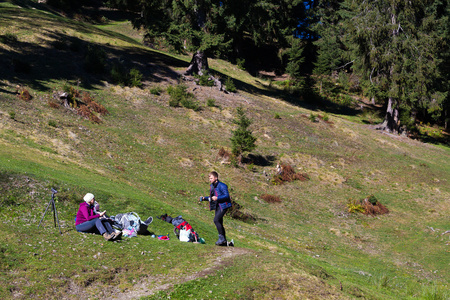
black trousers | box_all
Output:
[214,205,227,237]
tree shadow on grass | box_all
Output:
[242,154,276,167]
[0,29,188,93]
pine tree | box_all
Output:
[230,107,257,162]
[110,0,306,76]
[312,0,449,132]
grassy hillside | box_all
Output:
[1,1,449,299]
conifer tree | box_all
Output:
[230,107,257,162]
[311,0,448,132]
[109,0,306,76]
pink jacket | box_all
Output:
[75,202,99,226]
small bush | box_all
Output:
[347,196,389,215]
[225,77,236,93]
[48,120,57,127]
[261,194,281,203]
[274,113,281,119]
[150,86,163,95]
[18,88,32,101]
[196,74,214,87]
[180,97,200,111]
[206,98,216,107]
[218,147,231,159]
[309,113,317,122]
[272,164,310,185]
[236,58,246,70]
[84,45,106,74]
[76,105,91,119]
[129,68,143,88]
[9,111,16,120]
[347,199,365,213]
[167,85,197,110]
[87,101,108,115]
[110,63,128,86]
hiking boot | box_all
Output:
[103,232,114,241]
[215,234,227,246]
[112,231,122,240]
[143,216,153,225]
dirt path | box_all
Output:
[111,247,252,299]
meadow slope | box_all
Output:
[0,2,449,299]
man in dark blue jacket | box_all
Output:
[208,171,232,246]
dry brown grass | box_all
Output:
[48,100,60,109]
[218,147,231,159]
[272,164,310,185]
[362,199,389,216]
[17,88,32,101]
[260,194,282,203]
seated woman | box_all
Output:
[75,193,119,241]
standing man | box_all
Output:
[208,171,232,246]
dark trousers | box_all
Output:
[76,218,113,235]
[214,206,227,238]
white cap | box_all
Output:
[83,193,95,202]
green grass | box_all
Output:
[0,1,449,299]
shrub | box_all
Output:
[261,194,282,203]
[206,98,216,107]
[217,147,231,159]
[150,86,163,95]
[18,88,32,101]
[167,84,197,110]
[110,63,128,86]
[48,120,57,127]
[129,68,143,88]
[87,101,108,115]
[236,58,246,70]
[196,74,214,87]
[9,111,16,120]
[347,196,389,215]
[230,107,257,159]
[180,97,200,111]
[347,199,365,214]
[84,45,106,74]
[309,113,317,122]
[272,164,310,185]
[274,113,281,119]
[225,76,236,93]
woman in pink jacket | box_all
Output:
[75,193,117,241]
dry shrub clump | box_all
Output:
[272,164,310,185]
[347,195,389,216]
[61,87,107,123]
[48,100,60,109]
[218,147,231,159]
[17,87,32,101]
[260,194,282,203]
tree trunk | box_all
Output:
[185,50,209,76]
[375,97,400,133]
